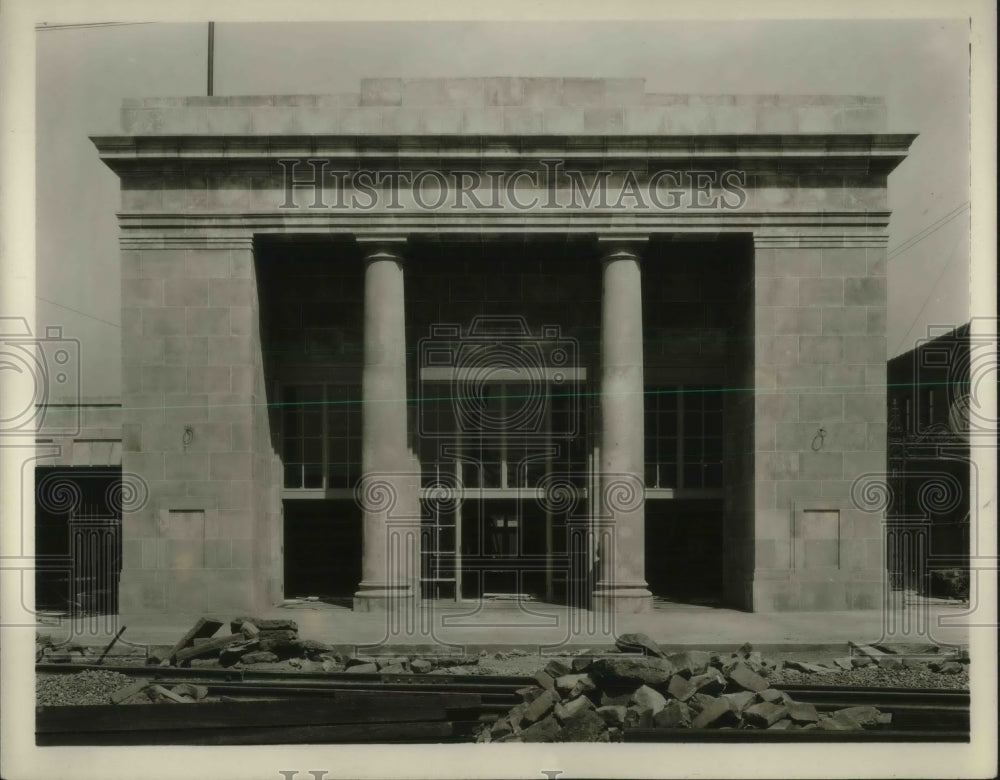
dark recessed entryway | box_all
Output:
[283,499,361,600]
[645,499,724,604]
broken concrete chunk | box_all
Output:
[624,704,654,729]
[588,656,675,686]
[666,650,711,678]
[768,719,793,730]
[219,640,258,667]
[786,701,819,723]
[937,661,963,674]
[151,684,193,704]
[614,632,667,658]
[833,705,883,728]
[344,662,378,674]
[690,696,735,728]
[721,690,756,714]
[109,679,150,705]
[174,633,245,663]
[725,662,769,693]
[253,618,298,632]
[297,639,333,659]
[629,685,667,715]
[833,657,854,671]
[743,651,765,673]
[257,629,297,643]
[689,667,727,696]
[242,651,278,664]
[653,699,692,728]
[521,689,559,725]
[533,670,555,691]
[167,617,224,662]
[171,683,208,701]
[554,695,595,722]
[555,708,606,741]
[666,674,697,701]
[569,676,597,698]
[518,713,561,743]
[819,714,863,731]
[517,686,545,704]
[851,655,873,668]
[543,659,573,679]
[571,657,592,672]
[756,688,784,704]
[876,657,903,671]
[600,690,632,708]
[596,705,627,727]
[743,702,789,728]
[554,673,590,694]
[409,658,432,674]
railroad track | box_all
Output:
[36,664,970,744]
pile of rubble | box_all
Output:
[152,616,495,674]
[476,634,891,743]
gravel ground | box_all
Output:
[765,665,969,689]
[36,670,134,706]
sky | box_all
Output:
[33,19,972,399]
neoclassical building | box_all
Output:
[89,78,913,614]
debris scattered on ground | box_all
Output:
[36,623,971,712]
[475,640,896,743]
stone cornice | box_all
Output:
[93,133,916,176]
[116,209,892,250]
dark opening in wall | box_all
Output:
[35,466,122,615]
[282,499,362,602]
[644,499,724,604]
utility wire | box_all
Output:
[888,201,970,261]
[36,295,121,329]
[890,233,963,357]
[35,22,155,31]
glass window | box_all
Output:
[282,383,362,490]
[644,385,723,490]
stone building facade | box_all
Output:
[92,77,913,614]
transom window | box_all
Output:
[645,385,724,490]
[281,383,361,490]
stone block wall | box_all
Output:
[118,246,280,614]
[749,244,888,610]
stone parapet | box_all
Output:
[120,78,888,136]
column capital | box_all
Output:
[356,234,408,261]
[597,235,648,261]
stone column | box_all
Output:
[353,237,418,611]
[593,237,653,612]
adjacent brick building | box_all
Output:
[84,77,913,614]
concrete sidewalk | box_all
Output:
[38,594,971,653]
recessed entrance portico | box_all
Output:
[95,77,913,615]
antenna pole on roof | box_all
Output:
[207,22,215,97]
